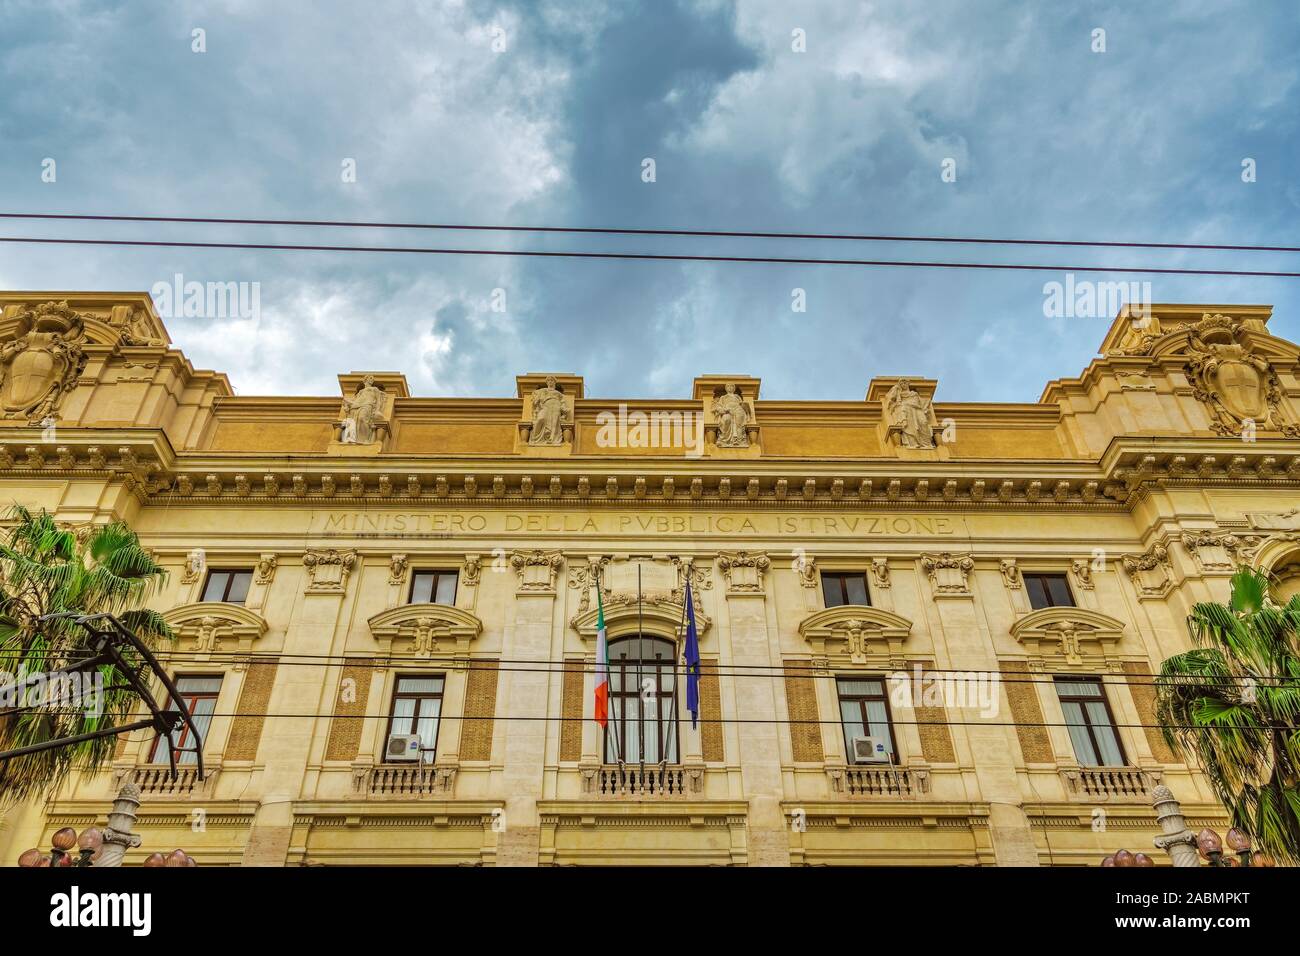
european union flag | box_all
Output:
[683,580,701,729]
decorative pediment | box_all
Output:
[162,602,269,657]
[367,603,483,660]
[798,606,913,665]
[570,592,708,642]
[1010,607,1125,667]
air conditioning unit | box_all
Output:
[386,733,422,762]
[852,736,889,764]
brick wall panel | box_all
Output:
[783,660,823,763]
[324,661,373,761]
[225,660,278,761]
[559,660,584,762]
[1000,661,1054,763]
[700,659,724,762]
[912,660,957,763]
[460,659,500,761]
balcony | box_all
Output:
[826,764,929,798]
[112,761,219,798]
[354,762,456,797]
[1060,766,1155,801]
[584,765,696,798]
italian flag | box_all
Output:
[594,588,609,729]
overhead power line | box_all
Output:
[2,211,1297,253]
[99,710,1300,733]
[2,235,1298,277]
[5,646,1297,685]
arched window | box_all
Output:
[604,636,678,764]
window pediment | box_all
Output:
[570,593,706,643]
[367,603,483,659]
[1010,607,1125,667]
[162,602,269,656]
[798,606,913,665]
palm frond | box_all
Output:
[1157,564,1300,865]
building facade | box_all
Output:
[2,291,1299,865]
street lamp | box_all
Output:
[1101,849,1155,867]
[142,849,197,867]
[1103,826,1276,867]
[17,826,196,867]
[18,826,103,868]
[1198,826,1274,867]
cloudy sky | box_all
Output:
[0,0,1296,402]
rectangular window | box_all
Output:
[837,677,896,763]
[821,571,871,608]
[604,638,678,764]
[1024,572,1074,610]
[201,569,252,604]
[1055,677,1126,767]
[386,674,445,764]
[150,675,222,765]
[409,570,458,605]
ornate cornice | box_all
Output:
[3,433,1300,512]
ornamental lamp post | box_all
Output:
[18,825,104,868]
[1101,849,1155,867]
[1197,826,1274,867]
[15,781,198,867]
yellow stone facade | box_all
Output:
[2,291,1299,865]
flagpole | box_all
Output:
[636,563,644,775]
[598,566,623,768]
[662,587,689,771]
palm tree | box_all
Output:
[1156,566,1300,865]
[0,506,172,803]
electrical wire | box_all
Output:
[73,711,1300,731]
[1,235,1298,277]
[2,210,1297,253]
[1,646,1295,687]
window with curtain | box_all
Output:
[821,571,871,608]
[409,570,458,605]
[385,675,445,764]
[201,569,252,603]
[150,675,222,765]
[837,677,896,763]
[604,636,678,764]
[1055,677,1126,767]
[1024,572,1074,610]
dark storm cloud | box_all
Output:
[0,0,1295,400]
